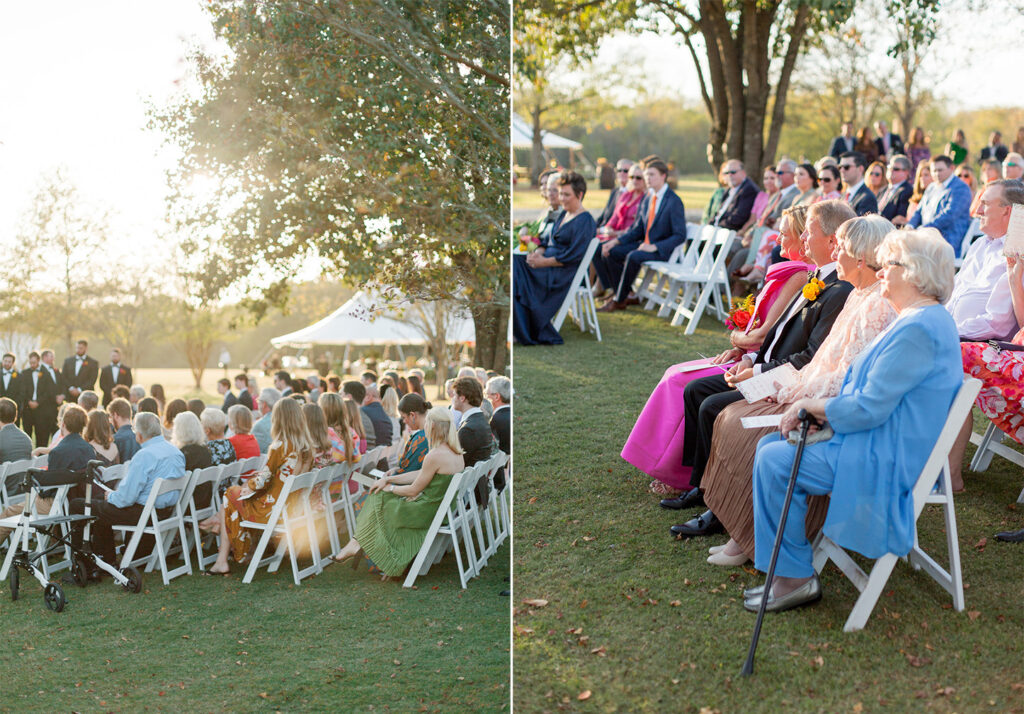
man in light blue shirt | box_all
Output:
[908,154,973,254]
[251,387,281,453]
[69,412,185,569]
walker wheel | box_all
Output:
[71,556,89,588]
[9,568,19,601]
[43,582,65,612]
[121,566,143,594]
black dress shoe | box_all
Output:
[995,527,1024,543]
[660,487,705,510]
[670,509,724,538]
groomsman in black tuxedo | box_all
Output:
[99,348,133,407]
[0,353,20,411]
[18,351,61,447]
[663,200,857,536]
[62,339,99,403]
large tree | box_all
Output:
[153,0,510,371]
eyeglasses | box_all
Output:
[820,177,834,182]
[775,170,792,174]
[869,172,882,177]
[1005,162,1020,168]
[629,175,644,180]
[722,170,738,175]
[957,173,971,178]
[616,168,630,173]
[838,164,855,171]
[889,166,907,172]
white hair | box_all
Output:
[129,385,146,400]
[200,407,228,437]
[172,411,206,447]
[134,412,163,441]
[259,387,282,409]
[486,376,511,404]
[878,228,956,304]
[838,215,895,270]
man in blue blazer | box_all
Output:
[878,154,914,224]
[908,155,973,254]
[595,159,687,311]
[839,151,878,216]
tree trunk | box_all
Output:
[469,304,509,372]
[433,336,449,401]
[531,104,545,186]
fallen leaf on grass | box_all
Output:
[583,536,596,542]
[566,627,583,635]
[1010,682,1024,691]
[811,656,824,669]
[577,690,592,701]
[935,686,956,697]
[258,693,268,699]
[905,654,931,667]
[514,626,534,636]
[528,497,538,504]
[522,599,548,608]
[852,703,864,713]
[590,646,607,657]
[670,600,681,607]
[699,708,721,714]
[974,537,987,550]
[967,610,981,621]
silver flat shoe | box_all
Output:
[743,575,821,613]
[743,584,765,599]
[708,544,726,555]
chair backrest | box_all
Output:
[187,465,224,512]
[141,471,194,522]
[551,238,601,331]
[219,460,243,482]
[100,463,129,483]
[2,458,35,504]
[679,225,716,271]
[32,454,48,469]
[687,225,722,276]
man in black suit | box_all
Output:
[663,200,857,536]
[873,120,904,160]
[61,339,99,403]
[828,122,855,159]
[453,377,494,467]
[596,159,634,228]
[596,159,688,312]
[979,131,1009,164]
[18,351,61,447]
[839,151,878,216]
[0,353,20,419]
[712,159,759,230]
[485,376,510,491]
[217,378,238,413]
[879,154,914,225]
[234,374,255,410]
[99,348,133,407]
[274,370,293,397]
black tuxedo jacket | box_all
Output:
[980,145,1008,163]
[458,411,495,467]
[829,135,855,158]
[18,367,60,420]
[99,363,133,406]
[754,271,853,372]
[874,133,904,157]
[489,406,510,455]
[61,355,99,400]
[878,181,913,222]
[848,183,879,217]
[237,388,255,411]
[715,177,759,230]
[0,369,21,405]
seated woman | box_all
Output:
[866,160,889,200]
[387,393,431,474]
[201,408,237,466]
[318,392,360,467]
[513,171,595,346]
[331,407,465,577]
[701,215,898,566]
[227,404,261,463]
[598,166,646,242]
[85,410,119,465]
[174,410,214,506]
[205,398,315,574]
[815,165,842,202]
[745,228,961,612]
[302,402,335,469]
[621,206,814,497]
[345,399,369,454]
[947,254,1024,492]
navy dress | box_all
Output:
[513,211,595,345]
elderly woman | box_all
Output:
[700,215,898,566]
[331,407,465,575]
[173,411,212,472]
[622,206,814,497]
[200,408,237,466]
[513,171,595,345]
[744,228,961,612]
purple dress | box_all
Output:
[620,260,813,489]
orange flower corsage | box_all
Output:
[802,275,826,301]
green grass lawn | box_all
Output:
[512,308,1024,713]
[1,544,509,711]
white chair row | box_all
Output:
[967,422,1024,504]
[551,237,603,342]
[0,455,51,509]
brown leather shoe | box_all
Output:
[623,295,642,306]
[597,300,624,313]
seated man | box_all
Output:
[595,159,687,312]
[109,398,140,463]
[69,412,185,568]
[0,397,32,463]
[879,154,914,224]
[838,151,879,217]
[452,377,495,467]
[908,155,972,254]
[946,179,1024,340]
[0,404,93,545]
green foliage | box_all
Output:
[153,0,509,364]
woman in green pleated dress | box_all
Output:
[332,406,465,576]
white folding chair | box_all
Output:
[968,421,1024,504]
[0,458,34,509]
[99,463,129,484]
[812,377,981,632]
[636,222,703,310]
[114,471,194,585]
[342,447,385,533]
[240,470,320,585]
[0,469,75,580]
[477,453,509,560]
[183,465,226,569]
[307,466,337,570]
[550,237,602,341]
[669,227,735,333]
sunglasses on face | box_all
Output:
[870,172,882,177]
[629,175,644,180]
[839,165,855,170]
[1006,162,1020,168]
[616,168,629,173]
[820,177,835,182]
[776,170,792,174]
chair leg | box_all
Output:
[843,553,899,632]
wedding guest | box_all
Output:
[854,126,879,163]
[0,398,32,462]
[452,377,494,467]
[318,392,360,466]
[701,215,898,565]
[227,404,261,464]
[302,402,334,468]
[972,159,1003,216]
[384,393,431,476]
[792,163,819,207]
[880,155,914,225]
[252,388,282,453]
[109,398,140,463]
[361,385,393,447]
[345,398,368,454]
[979,130,1009,164]
[150,384,166,414]
[381,386,402,442]
[908,155,973,254]
[1004,152,1024,181]
[745,228,960,612]
[907,126,931,172]
[514,171,596,340]
[218,378,238,413]
[1014,127,1024,156]
[838,152,878,216]
[944,128,969,165]
[596,164,645,242]
[596,159,634,228]
[78,390,100,412]
[906,161,933,221]
[162,398,187,439]
[330,407,465,576]
[873,120,904,160]
[866,160,889,200]
[201,408,237,465]
[828,122,855,158]
[816,165,842,202]
[205,398,314,574]
[61,339,98,403]
[956,164,977,194]
[137,397,160,416]
[342,381,376,449]
[85,410,119,465]
[173,411,213,473]
[187,398,206,420]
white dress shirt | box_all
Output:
[75,355,85,376]
[752,262,838,374]
[946,234,1018,339]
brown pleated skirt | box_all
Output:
[702,400,831,562]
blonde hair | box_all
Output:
[381,386,399,419]
[172,411,206,447]
[837,215,895,270]
[319,392,356,463]
[809,199,856,238]
[301,402,332,453]
[270,397,315,462]
[780,204,809,238]
[424,406,463,454]
[343,399,365,440]
[227,404,252,435]
[877,228,955,303]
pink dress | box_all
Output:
[961,326,1024,442]
[620,260,814,489]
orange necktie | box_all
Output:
[644,194,658,244]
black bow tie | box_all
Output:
[77,357,84,361]
[2,371,10,375]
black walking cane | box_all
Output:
[740,408,818,677]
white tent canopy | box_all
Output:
[512,113,583,150]
[270,291,475,348]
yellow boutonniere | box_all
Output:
[802,276,826,301]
